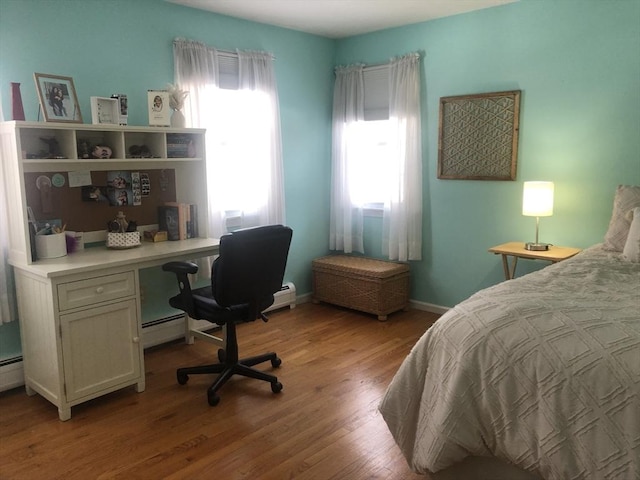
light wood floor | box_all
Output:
[0,302,439,480]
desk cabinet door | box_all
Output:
[60,299,142,402]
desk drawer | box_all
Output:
[58,272,136,311]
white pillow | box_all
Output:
[603,185,640,251]
[623,207,640,262]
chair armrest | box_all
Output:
[162,261,199,318]
[162,261,199,275]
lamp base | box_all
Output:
[524,242,551,251]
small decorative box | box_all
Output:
[107,231,141,249]
[143,230,168,242]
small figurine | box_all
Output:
[39,136,62,158]
[128,145,151,158]
[91,145,112,159]
[108,211,129,233]
[77,139,90,159]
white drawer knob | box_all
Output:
[96,286,104,294]
[132,337,140,344]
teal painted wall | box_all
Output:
[336,0,640,305]
[1,0,639,359]
[0,0,335,358]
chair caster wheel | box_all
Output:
[177,372,189,385]
[271,357,282,368]
[271,381,283,393]
[217,349,226,363]
[208,392,220,406]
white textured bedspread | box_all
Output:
[379,245,640,479]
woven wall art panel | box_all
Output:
[438,90,520,180]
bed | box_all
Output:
[379,185,640,480]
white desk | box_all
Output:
[10,238,220,420]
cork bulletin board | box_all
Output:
[438,90,521,180]
[25,169,177,232]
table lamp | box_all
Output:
[522,181,554,251]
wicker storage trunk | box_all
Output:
[312,255,410,321]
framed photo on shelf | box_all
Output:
[33,72,83,123]
[90,96,119,125]
[110,94,128,125]
[147,90,170,127]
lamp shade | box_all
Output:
[522,181,554,217]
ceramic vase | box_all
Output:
[11,82,25,121]
[171,109,185,128]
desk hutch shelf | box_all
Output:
[0,121,216,420]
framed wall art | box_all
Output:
[438,90,520,180]
[33,73,83,123]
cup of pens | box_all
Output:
[35,225,67,259]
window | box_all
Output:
[347,119,395,210]
[351,65,393,212]
[203,87,273,219]
[330,53,422,260]
[174,40,285,236]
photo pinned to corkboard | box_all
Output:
[438,90,520,180]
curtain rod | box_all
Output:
[173,38,275,60]
[337,52,421,72]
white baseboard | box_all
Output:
[295,292,312,305]
[409,299,449,315]
[142,316,215,349]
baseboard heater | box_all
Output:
[265,282,297,312]
[0,356,24,392]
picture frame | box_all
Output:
[438,90,521,181]
[90,96,119,125]
[33,73,83,123]
[110,94,128,125]
[147,90,171,127]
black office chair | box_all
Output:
[162,224,293,406]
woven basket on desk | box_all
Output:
[106,232,141,249]
[311,255,410,321]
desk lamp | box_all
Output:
[522,181,554,251]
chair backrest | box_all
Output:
[212,225,293,320]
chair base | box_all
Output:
[177,350,283,406]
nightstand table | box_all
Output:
[488,242,582,280]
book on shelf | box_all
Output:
[166,133,196,158]
[158,202,199,241]
[189,204,198,238]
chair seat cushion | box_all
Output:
[169,285,251,324]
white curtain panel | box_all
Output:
[173,39,285,240]
[237,51,286,229]
[383,53,423,261]
[329,65,365,254]
[330,54,422,260]
[0,156,17,324]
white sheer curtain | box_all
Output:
[0,180,17,324]
[330,54,422,260]
[1,98,17,324]
[173,39,285,240]
[383,53,422,261]
[329,65,365,254]
[237,51,285,228]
